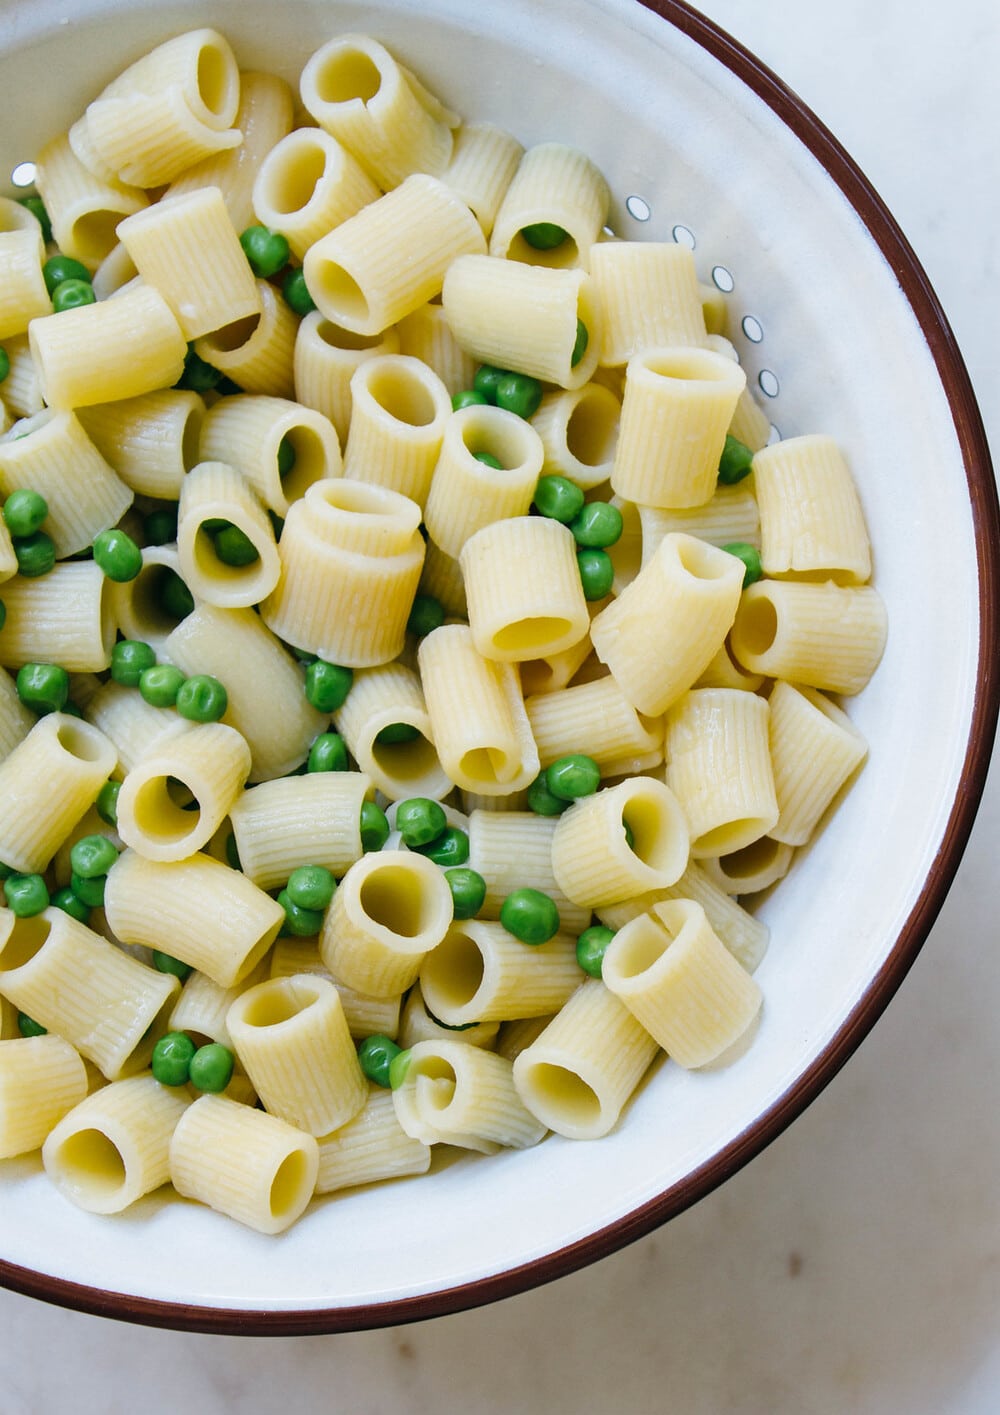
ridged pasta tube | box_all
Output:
[767,681,868,845]
[168,959,270,1051]
[442,122,524,238]
[466,809,590,936]
[343,354,452,508]
[176,460,280,607]
[392,1040,546,1153]
[590,241,708,364]
[489,143,610,270]
[420,920,581,1027]
[229,771,371,890]
[252,126,379,261]
[0,560,116,673]
[551,777,689,909]
[529,382,620,491]
[33,132,147,271]
[0,665,34,764]
[315,1085,431,1195]
[751,434,872,584]
[199,393,342,517]
[0,227,49,339]
[0,1035,89,1158]
[729,580,888,695]
[293,313,400,445]
[83,682,190,775]
[638,483,760,565]
[268,939,401,1041]
[700,836,794,896]
[336,662,452,801]
[77,389,205,501]
[525,675,664,777]
[397,982,499,1052]
[193,278,297,400]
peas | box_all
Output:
[70,870,106,908]
[568,501,623,549]
[189,1042,235,1093]
[213,522,260,566]
[3,873,49,917]
[278,887,325,937]
[359,799,390,852]
[111,639,157,687]
[307,732,349,773]
[157,568,194,620]
[96,779,121,828]
[375,722,420,745]
[500,887,560,944]
[577,547,614,601]
[144,505,178,545]
[276,436,296,479]
[286,865,336,912]
[305,659,353,713]
[175,346,222,393]
[395,797,448,848]
[722,541,763,587]
[50,886,91,924]
[717,434,755,485]
[473,451,503,470]
[444,866,487,920]
[239,224,290,279]
[357,1033,403,1088]
[495,372,542,419]
[0,348,8,384]
[225,832,242,871]
[175,674,228,723]
[406,594,445,638]
[19,195,51,243]
[16,661,69,715]
[622,817,636,851]
[521,221,568,250]
[576,924,616,978]
[152,1031,197,1087]
[473,364,506,402]
[388,1047,412,1089]
[452,389,488,410]
[414,826,470,867]
[282,265,316,316]
[534,474,585,524]
[571,319,588,367]
[545,753,600,801]
[0,599,5,632]
[152,950,193,982]
[17,1013,47,1038]
[70,833,118,879]
[13,530,55,578]
[3,488,48,538]
[92,528,142,582]
[51,278,96,312]
[139,663,187,708]
[42,254,91,294]
[527,772,571,816]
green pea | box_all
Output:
[268,510,285,539]
[577,547,614,601]
[42,254,91,295]
[568,500,624,548]
[189,1042,235,1093]
[19,195,51,243]
[16,661,69,715]
[722,541,763,587]
[452,389,488,410]
[495,371,542,419]
[473,364,506,402]
[395,797,448,848]
[152,1031,196,1087]
[239,224,290,279]
[3,873,49,917]
[527,772,571,816]
[51,278,96,312]
[473,451,503,469]
[375,722,421,745]
[416,826,470,867]
[571,318,588,367]
[282,266,316,315]
[3,487,48,537]
[50,885,91,924]
[521,221,568,250]
[277,886,324,937]
[175,346,222,393]
[0,348,8,384]
[276,436,296,478]
[286,864,336,912]
[144,505,178,545]
[717,434,755,485]
[110,638,157,687]
[388,1047,412,1089]
[213,522,260,566]
[500,887,560,944]
[70,833,118,879]
[0,860,12,879]
[138,663,187,708]
[305,659,353,713]
[157,568,194,621]
[545,753,600,801]
[175,674,228,723]
[152,950,193,981]
[0,599,5,632]
[225,831,242,871]
[357,1033,403,1088]
[444,866,487,920]
[62,701,83,718]
[17,1012,47,1038]
[70,870,106,908]
[622,817,636,851]
[13,530,55,578]
[95,779,121,828]
[406,594,445,638]
[533,474,585,524]
[92,528,142,582]
[359,799,390,852]
[576,924,616,977]
[307,732,349,773]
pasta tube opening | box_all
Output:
[48,1126,127,1204]
[735,593,777,655]
[518,1061,601,1130]
[0,913,51,971]
[270,1147,314,1221]
[311,46,382,104]
[56,715,113,765]
[420,928,486,1012]
[359,863,438,938]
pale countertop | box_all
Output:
[2,2,998,1411]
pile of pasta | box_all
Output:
[0,28,887,1235]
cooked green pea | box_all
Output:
[0,349,7,385]
[152,950,193,981]
[500,887,560,944]
[157,568,194,620]
[213,522,260,566]
[277,887,325,937]
[70,870,106,908]
[577,546,614,600]
[533,474,585,524]
[473,451,503,469]
[452,389,488,410]
[568,500,623,548]
[396,797,448,848]
[51,278,96,312]
[175,674,228,723]
[375,722,421,745]
[95,779,121,828]
[495,371,542,419]
[189,1042,234,1093]
[151,1031,196,1087]
[359,799,390,852]
[622,817,636,851]
[527,772,571,816]
[717,434,755,485]
[545,753,600,801]
[50,885,90,924]
[286,864,336,912]
[521,221,568,250]
[225,831,242,871]
[722,541,763,587]
[414,826,470,868]
[16,661,69,715]
[3,873,49,917]
[305,659,353,713]
[444,866,487,920]
[406,594,445,638]
[0,599,5,632]
[276,436,296,478]
[571,318,588,367]
[473,364,506,402]
[13,530,55,578]
[70,833,118,879]
[307,732,349,773]
[144,505,178,545]
[17,1013,47,1038]
[42,254,91,295]
[175,346,222,393]
[356,1033,402,1088]
[388,1047,412,1089]
[239,224,290,279]
[0,860,11,879]
[282,265,316,315]
[576,924,616,977]
[92,528,142,582]
[110,638,156,687]
[138,662,186,708]
[19,195,51,243]
[3,488,48,537]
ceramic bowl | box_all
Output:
[0,0,996,1333]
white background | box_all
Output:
[2,0,998,1410]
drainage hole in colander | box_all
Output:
[742,315,763,343]
[625,194,651,222]
[711,265,734,292]
[671,223,696,249]
[10,161,36,187]
[758,370,780,398]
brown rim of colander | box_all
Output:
[3,0,998,1336]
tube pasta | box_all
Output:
[729,580,888,695]
[551,776,689,908]
[466,810,591,936]
[168,959,270,1051]
[420,919,581,1027]
[83,681,190,774]
[252,126,379,261]
[529,382,620,491]
[700,836,794,896]
[490,143,610,270]
[315,1085,431,1195]
[229,771,371,890]
[392,1040,546,1153]
[336,662,452,801]
[590,241,708,363]
[76,389,205,501]
[33,132,147,272]
[396,303,478,397]
[525,675,664,777]
[106,544,193,657]
[0,1035,89,1159]
[0,666,34,763]
[269,939,401,1041]
[0,335,44,418]
[199,393,342,517]
[0,227,49,340]
[767,681,869,846]
[638,483,761,566]
[293,313,401,445]
[418,538,467,618]
[193,278,298,400]
[343,354,452,508]
[752,434,872,584]
[176,460,281,607]
[442,122,523,237]
[397,983,499,1052]
[0,560,116,673]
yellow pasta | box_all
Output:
[441,122,524,239]
[252,126,379,261]
[767,680,869,846]
[490,143,610,269]
[229,771,371,890]
[590,241,708,363]
[193,277,297,399]
[176,460,281,607]
[729,579,888,695]
[343,354,452,508]
[529,382,621,491]
[392,1040,546,1153]
[420,919,581,1026]
[0,227,50,340]
[33,132,148,272]
[76,389,205,501]
[315,1085,431,1195]
[293,312,401,445]
[335,662,452,801]
[0,666,34,763]
[752,434,872,584]
[0,1035,89,1159]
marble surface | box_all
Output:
[2,1,998,1410]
